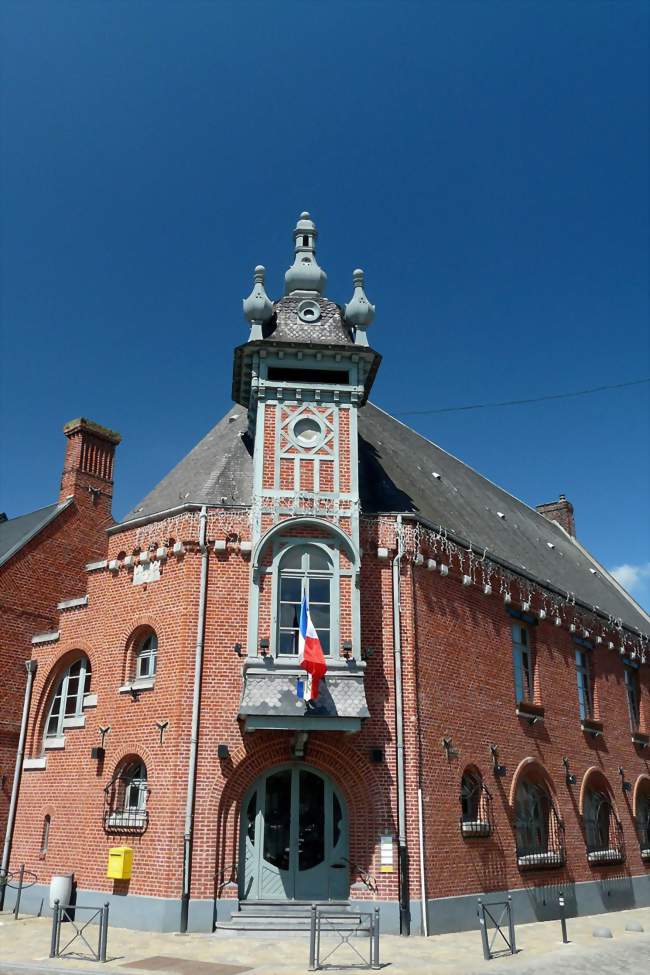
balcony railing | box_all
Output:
[103,774,149,834]
[459,780,493,839]
[636,817,650,862]
[516,795,566,870]
[585,798,625,865]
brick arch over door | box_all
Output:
[209,733,393,899]
[28,645,95,755]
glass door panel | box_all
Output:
[299,770,325,871]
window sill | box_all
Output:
[581,717,604,737]
[119,678,155,694]
[587,848,624,865]
[62,715,86,729]
[23,757,47,770]
[517,851,565,870]
[516,701,545,722]
[631,731,650,748]
[44,737,65,750]
[460,820,491,839]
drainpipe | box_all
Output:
[0,659,37,911]
[392,515,410,935]
[180,506,209,933]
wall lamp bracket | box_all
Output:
[233,642,244,657]
[259,638,270,657]
[342,641,353,659]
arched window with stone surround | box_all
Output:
[275,543,335,657]
[636,780,650,861]
[134,632,158,680]
[514,772,565,869]
[104,758,149,833]
[44,656,91,742]
[460,768,492,837]
[583,776,624,864]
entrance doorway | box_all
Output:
[240,764,349,901]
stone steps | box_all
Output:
[215,900,358,933]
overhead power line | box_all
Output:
[399,378,650,417]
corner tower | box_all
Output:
[233,213,380,731]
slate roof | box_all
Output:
[262,295,354,346]
[0,501,71,569]
[122,404,648,635]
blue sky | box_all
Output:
[1,1,648,608]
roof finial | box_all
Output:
[243,265,274,340]
[284,212,327,296]
[344,268,375,345]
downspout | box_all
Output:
[180,505,209,933]
[392,515,410,935]
[0,659,37,910]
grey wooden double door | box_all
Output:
[240,764,349,901]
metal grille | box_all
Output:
[584,792,625,864]
[515,781,565,869]
[459,775,493,838]
[103,767,149,834]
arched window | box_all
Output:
[104,759,149,832]
[584,786,624,864]
[460,770,492,837]
[515,777,565,869]
[135,633,158,680]
[44,656,91,740]
[277,544,333,656]
[637,786,650,861]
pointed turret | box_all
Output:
[284,212,327,296]
[344,269,375,346]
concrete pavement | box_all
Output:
[0,905,649,974]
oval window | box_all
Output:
[292,417,322,447]
[297,299,321,324]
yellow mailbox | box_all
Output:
[107,846,133,880]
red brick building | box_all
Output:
[0,419,120,874]
[3,215,649,935]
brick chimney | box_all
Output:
[59,418,121,518]
[536,494,576,538]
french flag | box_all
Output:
[299,592,327,701]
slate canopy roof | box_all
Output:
[122,401,649,636]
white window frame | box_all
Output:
[271,540,340,659]
[44,657,91,741]
[135,633,158,681]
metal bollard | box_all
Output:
[308,903,317,970]
[99,902,109,962]
[507,895,516,954]
[13,864,25,920]
[477,899,490,961]
[50,900,60,958]
[558,892,568,944]
[372,907,380,969]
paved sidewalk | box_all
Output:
[0,906,649,974]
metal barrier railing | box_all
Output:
[477,896,516,961]
[0,864,40,919]
[308,904,380,971]
[50,899,109,963]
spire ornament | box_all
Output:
[284,212,327,296]
[344,268,375,346]
[243,265,274,340]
